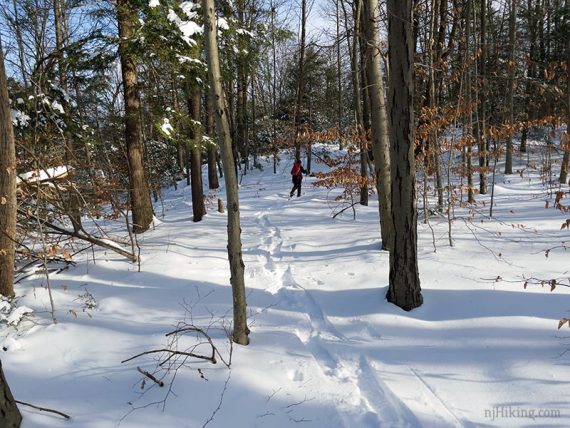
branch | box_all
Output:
[137,367,164,387]
[121,348,216,365]
[15,400,70,420]
[18,208,138,262]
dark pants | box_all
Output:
[290,175,302,197]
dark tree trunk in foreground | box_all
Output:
[202,0,250,345]
[386,0,423,311]
[0,36,18,298]
[117,0,154,234]
[0,359,21,427]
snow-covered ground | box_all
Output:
[2,145,570,427]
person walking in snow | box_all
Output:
[290,159,307,197]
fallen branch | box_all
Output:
[18,208,138,262]
[15,400,70,420]
[121,348,216,365]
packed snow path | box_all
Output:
[3,153,570,427]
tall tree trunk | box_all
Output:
[294,0,307,161]
[202,0,249,345]
[359,5,370,206]
[428,0,444,210]
[0,36,18,299]
[188,85,206,222]
[505,0,516,174]
[478,0,488,194]
[53,0,82,232]
[364,0,393,250]
[0,359,21,428]
[117,0,154,234]
[466,0,475,203]
[386,0,423,311]
[336,0,343,150]
[271,1,279,173]
[560,35,570,184]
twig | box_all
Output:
[121,349,215,365]
[202,371,231,428]
[15,400,70,419]
[137,366,164,387]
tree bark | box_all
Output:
[478,0,488,194]
[364,0,393,250]
[0,36,18,298]
[117,0,154,234]
[202,0,249,345]
[188,85,206,222]
[386,0,423,311]
[0,359,21,428]
[205,92,220,189]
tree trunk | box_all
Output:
[478,0,488,194]
[560,35,570,184]
[205,92,220,189]
[117,0,154,234]
[0,36,18,298]
[364,0,393,250]
[294,0,307,161]
[336,0,343,150]
[188,85,206,222]
[504,0,516,175]
[359,4,370,206]
[236,0,248,173]
[202,0,249,345]
[386,0,423,311]
[53,0,82,232]
[0,360,21,428]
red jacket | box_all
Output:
[291,162,306,176]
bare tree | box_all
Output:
[0,38,22,426]
[364,0,393,250]
[385,0,423,310]
[0,36,18,298]
[202,0,250,346]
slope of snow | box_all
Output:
[2,146,569,428]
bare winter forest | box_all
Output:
[0,1,569,427]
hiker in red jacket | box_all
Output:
[290,159,307,197]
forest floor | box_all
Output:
[2,142,570,427]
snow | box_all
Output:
[167,8,202,45]
[2,146,570,427]
[160,118,174,137]
[11,109,31,127]
[149,0,160,7]
[16,166,72,184]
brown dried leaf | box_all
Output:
[558,318,570,329]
